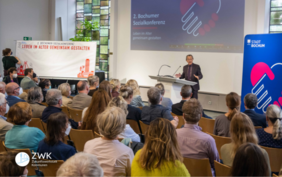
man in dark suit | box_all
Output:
[243,93,267,128]
[175,54,203,99]
[6,82,26,107]
[172,85,212,119]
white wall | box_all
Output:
[0,0,50,74]
[110,0,270,95]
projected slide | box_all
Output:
[131,0,245,53]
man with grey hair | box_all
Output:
[243,93,267,128]
[141,87,179,127]
[0,93,13,141]
[177,99,219,176]
[42,89,79,129]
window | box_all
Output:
[270,0,282,33]
[76,0,110,79]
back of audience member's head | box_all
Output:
[56,152,103,177]
[97,107,126,139]
[120,85,133,100]
[181,85,192,99]
[266,104,282,140]
[45,112,68,146]
[226,92,240,120]
[231,143,269,176]
[7,102,32,125]
[110,79,121,92]
[87,75,99,87]
[99,80,112,98]
[182,98,203,124]
[45,89,62,106]
[24,68,33,76]
[108,96,128,115]
[230,112,258,157]
[244,93,257,109]
[58,83,71,97]
[138,118,182,170]
[82,89,111,132]
[147,87,161,105]
[6,82,20,96]
[39,79,51,89]
[155,83,165,95]
[126,79,140,96]
[0,82,6,94]
[28,87,43,104]
[77,80,88,92]
[0,151,27,176]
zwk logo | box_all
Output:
[32,152,52,160]
[15,152,30,167]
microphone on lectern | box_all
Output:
[173,66,181,77]
[157,65,171,76]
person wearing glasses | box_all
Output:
[0,93,13,141]
[5,83,25,107]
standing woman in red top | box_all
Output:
[2,48,21,76]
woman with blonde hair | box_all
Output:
[221,112,271,173]
[214,92,240,137]
[256,104,282,148]
[126,79,144,107]
[110,79,121,98]
[87,75,99,96]
[84,107,134,177]
[108,96,140,142]
[58,83,72,107]
[131,118,190,176]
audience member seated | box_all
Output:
[58,83,72,107]
[131,118,190,176]
[56,152,103,177]
[5,102,45,152]
[81,89,110,134]
[37,112,76,161]
[172,85,212,119]
[221,112,271,173]
[84,107,134,177]
[39,79,51,102]
[20,68,37,90]
[71,81,92,110]
[243,93,267,128]
[120,85,142,126]
[87,75,99,96]
[256,104,282,148]
[0,93,12,141]
[110,79,121,98]
[154,83,173,111]
[230,143,269,177]
[99,80,112,99]
[3,67,18,84]
[177,99,219,176]
[6,82,26,107]
[126,79,144,107]
[108,96,140,142]
[214,92,240,137]
[141,87,178,126]
[0,82,6,95]
[0,151,28,176]
[42,89,79,129]
[28,87,46,118]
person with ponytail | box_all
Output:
[256,104,282,148]
[213,92,241,137]
[2,48,21,76]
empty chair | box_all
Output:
[260,146,282,173]
[69,129,94,152]
[199,117,215,134]
[183,157,212,176]
[208,133,232,159]
[214,160,231,176]
[126,119,141,134]
[139,120,149,134]
[68,107,83,122]
[39,160,64,176]
[28,118,46,134]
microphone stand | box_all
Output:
[157,65,171,76]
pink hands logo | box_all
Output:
[251,62,282,112]
[77,59,94,78]
[180,0,221,36]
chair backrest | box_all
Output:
[0,140,6,152]
[139,120,149,134]
[69,129,94,152]
[214,160,231,176]
[183,157,212,176]
[126,119,141,134]
[61,106,70,118]
[23,89,29,94]
[41,102,48,107]
[207,133,232,159]
[273,173,278,177]
[138,107,143,110]
[39,160,64,176]
[41,121,47,134]
[199,117,215,134]
[68,107,83,122]
[255,126,263,129]
[260,146,282,172]
[177,116,185,129]
[171,112,177,117]
[29,118,46,134]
